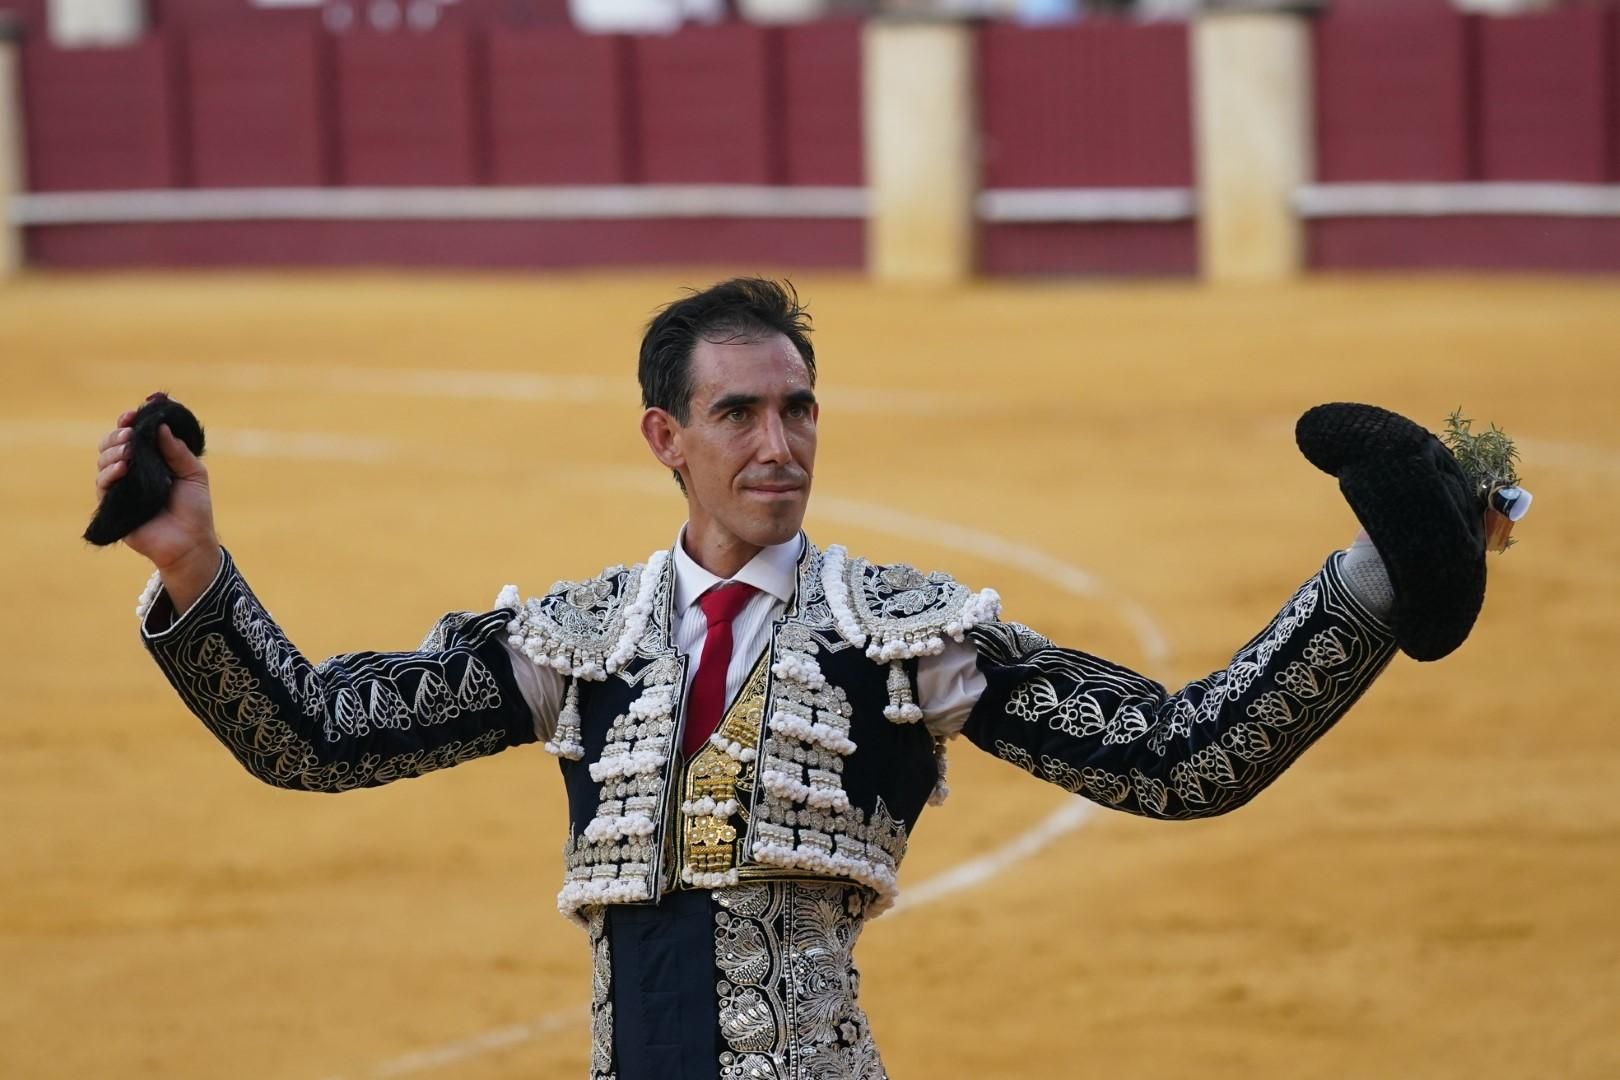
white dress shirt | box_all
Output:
[504,531,987,746]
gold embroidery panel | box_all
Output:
[677,650,771,883]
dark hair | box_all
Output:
[638,277,816,424]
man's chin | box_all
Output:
[735,500,808,548]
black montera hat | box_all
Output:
[83,394,207,547]
[1296,402,1485,662]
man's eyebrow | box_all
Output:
[707,390,818,415]
[709,392,760,415]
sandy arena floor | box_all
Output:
[2,271,1617,1079]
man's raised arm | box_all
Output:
[96,406,556,793]
[961,548,1397,820]
[956,402,1507,819]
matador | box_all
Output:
[94,278,1494,1079]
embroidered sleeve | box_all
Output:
[139,550,537,792]
[963,552,1397,819]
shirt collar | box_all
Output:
[672,527,802,613]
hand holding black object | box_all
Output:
[1296,402,1486,663]
[85,393,208,546]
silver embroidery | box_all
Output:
[149,565,512,792]
[589,908,615,1080]
[714,882,886,1080]
[977,557,1395,819]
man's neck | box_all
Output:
[681,523,763,580]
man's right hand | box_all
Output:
[95,405,222,614]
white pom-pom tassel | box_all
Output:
[821,545,867,647]
[956,588,1002,637]
[605,549,668,674]
[494,584,520,612]
[883,660,924,724]
[544,679,586,760]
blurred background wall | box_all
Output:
[0,0,1617,278]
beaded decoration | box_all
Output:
[820,543,1000,729]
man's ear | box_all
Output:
[641,407,686,473]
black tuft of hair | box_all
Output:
[83,393,206,546]
[638,277,815,424]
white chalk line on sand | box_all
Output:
[79,358,964,416]
[1,418,401,464]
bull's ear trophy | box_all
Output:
[83,393,207,547]
[1295,403,1529,663]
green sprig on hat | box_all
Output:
[1443,408,1520,497]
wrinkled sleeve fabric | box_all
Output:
[917,639,987,739]
[962,552,1397,819]
[139,549,542,792]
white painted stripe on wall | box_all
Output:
[14,184,1197,229]
[977,187,1196,223]
[8,184,869,226]
[1295,182,1620,219]
[15,181,1620,230]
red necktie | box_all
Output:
[682,582,758,757]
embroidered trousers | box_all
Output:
[589,881,888,1080]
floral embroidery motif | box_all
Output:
[820,545,1000,663]
[975,555,1395,819]
[502,549,670,686]
[714,882,887,1080]
[141,557,514,792]
[588,908,616,1080]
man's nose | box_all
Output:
[756,413,792,464]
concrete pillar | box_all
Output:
[0,21,23,278]
[48,0,146,47]
[863,17,976,284]
[1192,11,1312,283]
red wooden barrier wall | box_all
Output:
[26,219,864,270]
[22,38,185,191]
[778,21,862,187]
[16,11,1617,275]
[978,22,1195,276]
[1313,8,1472,181]
[332,28,482,185]
[980,22,1191,188]
[1309,217,1620,274]
[18,23,864,269]
[1309,7,1620,273]
[485,29,633,184]
[1614,12,1620,184]
[1477,8,1612,183]
[633,24,778,184]
[186,26,331,187]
